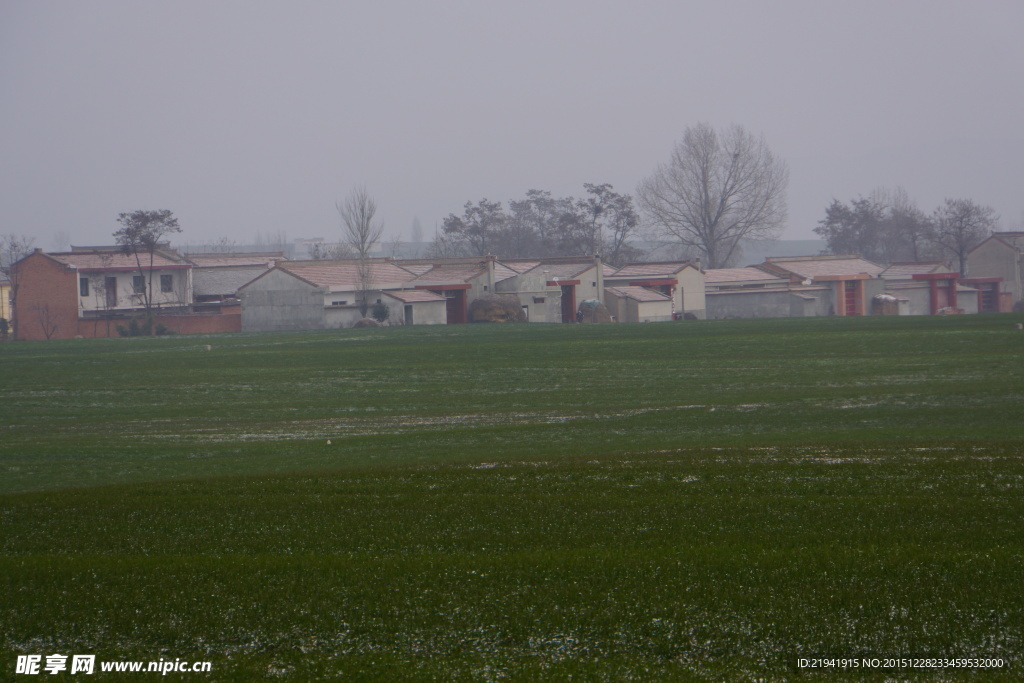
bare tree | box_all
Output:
[932,198,998,275]
[113,210,182,319]
[1,233,37,340]
[338,186,385,260]
[32,303,61,340]
[337,187,385,316]
[637,123,789,268]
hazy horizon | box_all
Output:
[3,1,1022,252]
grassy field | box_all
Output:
[1,315,1023,679]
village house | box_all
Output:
[604,285,674,323]
[704,266,833,318]
[966,232,1023,310]
[238,259,443,330]
[878,262,979,315]
[9,246,276,340]
[186,252,288,312]
[237,255,618,329]
[603,261,706,319]
[757,255,887,317]
[493,257,603,323]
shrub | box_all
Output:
[469,295,526,323]
[370,301,390,323]
[116,317,153,337]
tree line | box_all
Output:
[426,184,640,267]
[428,122,791,269]
[815,189,999,274]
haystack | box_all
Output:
[577,299,611,323]
[352,317,382,328]
[469,295,526,323]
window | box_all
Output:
[331,300,348,306]
[160,274,173,293]
[132,276,146,294]
[79,278,89,297]
[533,296,545,304]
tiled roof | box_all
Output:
[411,262,487,285]
[605,286,672,303]
[187,252,286,267]
[764,255,884,279]
[532,261,595,279]
[382,289,447,303]
[607,262,694,278]
[704,267,784,284]
[48,250,187,271]
[880,262,951,279]
[500,260,543,274]
[277,261,418,288]
[194,266,270,296]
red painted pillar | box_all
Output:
[929,280,938,315]
[835,280,845,316]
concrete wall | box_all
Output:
[240,269,326,331]
[604,290,673,323]
[496,269,563,323]
[967,239,1021,302]
[383,296,447,325]
[706,287,831,319]
[677,267,706,318]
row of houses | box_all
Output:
[7,232,1022,340]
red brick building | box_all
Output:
[10,247,245,341]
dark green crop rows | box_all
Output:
[1,316,1022,679]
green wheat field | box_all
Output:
[2,315,1023,680]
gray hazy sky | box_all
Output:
[2,0,1022,251]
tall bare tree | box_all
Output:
[637,123,789,268]
[932,198,997,275]
[337,187,385,315]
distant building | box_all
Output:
[603,261,705,319]
[9,246,278,340]
[966,232,1023,309]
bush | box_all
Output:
[469,295,526,323]
[116,317,154,337]
[370,301,390,323]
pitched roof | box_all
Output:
[47,249,189,271]
[763,255,884,279]
[880,261,952,279]
[410,261,488,285]
[704,267,785,284]
[530,261,595,279]
[606,261,696,279]
[274,260,418,288]
[605,285,672,303]
[186,252,287,267]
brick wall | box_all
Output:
[13,250,242,340]
[12,251,78,341]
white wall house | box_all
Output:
[967,232,1023,307]
[52,247,193,316]
[604,261,706,319]
[604,286,674,323]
